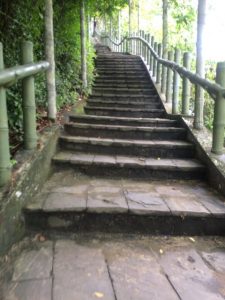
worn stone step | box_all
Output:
[94,79,150,84]
[97,75,149,80]
[69,115,179,127]
[93,83,152,89]
[84,106,165,118]
[59,136,195,158]
[86,100,161,109]
[52,152,205,180]
[97,71,147,76]
[92,88,154,95]
[95,64,143,68]
[64,123,187,140]
[89,95,158,101]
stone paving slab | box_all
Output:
[160,248,225,300]
[53,240,115,300]
[202,250,225,273]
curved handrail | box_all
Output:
[101,34,225,100]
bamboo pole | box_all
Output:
[156,43,162,84]
[166,50,174,102]
[182,52,191,114]
[0,43,11,187]
[172,49,181,114]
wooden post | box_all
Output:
[172,48,181,114]
[166,50,174,102]
[161,50,167,94]
[182,52,191,114]
[212,62,225,154]
[45,0,57,120]
[21,41,38,150]
[153,42,158,78]
[156,43,162,84]
[0,43,11,187]
[194,0,206,129]
[150,36,154,73]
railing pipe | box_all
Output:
[172,49,181,114]
[212,62,225,154]
[0,43,11,187]
[146,34,151,67]
[150,36,154,72]
[21,41,38,150]
[153,42,158,78]
[182,52,191,114]
[166,50,174,103]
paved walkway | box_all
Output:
[2,235,225,299]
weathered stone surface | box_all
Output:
[43,192,86,212]
[4,279,52,300]
[12,242,53,281]
[125,191,170,215]
[53,151,72,162]
[87,186,128,213]
[93,154,116,165]
[163,195,210,216]
[160,249,225,300]
[201,250,225,273]
[70,153,94,164]
[145,158,176,168]
[116,156,145,166]
[106,246,179,300]
[53,240,115,300]
[198,194,225,216]
[155,184,187,197]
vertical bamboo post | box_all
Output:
[21,41,38,150]
[182,52,191,114]
[172,48,181,114]
[150,36,154,73]
[161,50,167,94]
[138,30,142,56]
[166,50,174,102]
[141,30,145,57]
[153,42,158,78]
[135,32,138,55]
[156,43,162,84]
[146,33,151,67]
[0,43,11,187]
[144,33,148,61]
[212,62,225,154]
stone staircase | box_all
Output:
[24,46,225,235]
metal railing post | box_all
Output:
[156,43,162,84]
[21,41,38,150]
[166,50,174,103]
[172,48,181,114]
[0,43,11,187]
[182,52,191,115]
[212,62,225,154]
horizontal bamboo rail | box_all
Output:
[0,41,49,187]
[100,33,225,155]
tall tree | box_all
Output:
[162,0,168,58]
[45,0,57,121]
[80,0,87,89]
[194,0,206,129]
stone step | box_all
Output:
[89,95,158,101]
[94,79,150,84]
[96,67,146,72]
[64,123,187,140]
[92,88,155,95]
[84,106,165,118]
[97,75,149,80]
[95,63,143,68]
[93,83,152,89]
[59,136,195,158]
[69,115,179,127]
[97,70,146,75]
[52,152,205,180]
[86,100,161,109]
[88,96,159,103]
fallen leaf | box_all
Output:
[94,292,104,298]
[159,249,164,254]
[189,237,195,243]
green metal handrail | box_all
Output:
[0,41,49,187]
[100,33,225,156]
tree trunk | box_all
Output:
[118,10,121,41]
[45,0,57,120]
[137,0,140,31]
[80,0,87,89]
[129,0,131,36]
[194,0,206,129]
[162,0,168,58]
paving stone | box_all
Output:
[87,186,128,213]
[198,194,225,216]
[43,192,86,212]
[201,250,225,273]
[12,243,53,281]
[53,240,115,300]
[125,191,170,215]
[160,249,225,299]
[93,154,116,165]
[4,279,52,300]
[116,156,145,166]
[173,159,204,169]
[145,158,177,169]
[90,179,122,187]
[70,153,95,164]
[53,151,72,162]
[122,180,155,192]
[53,184,88,194]
[106,246,179,300]
[155,184,187,197]
[163,195,210,216]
